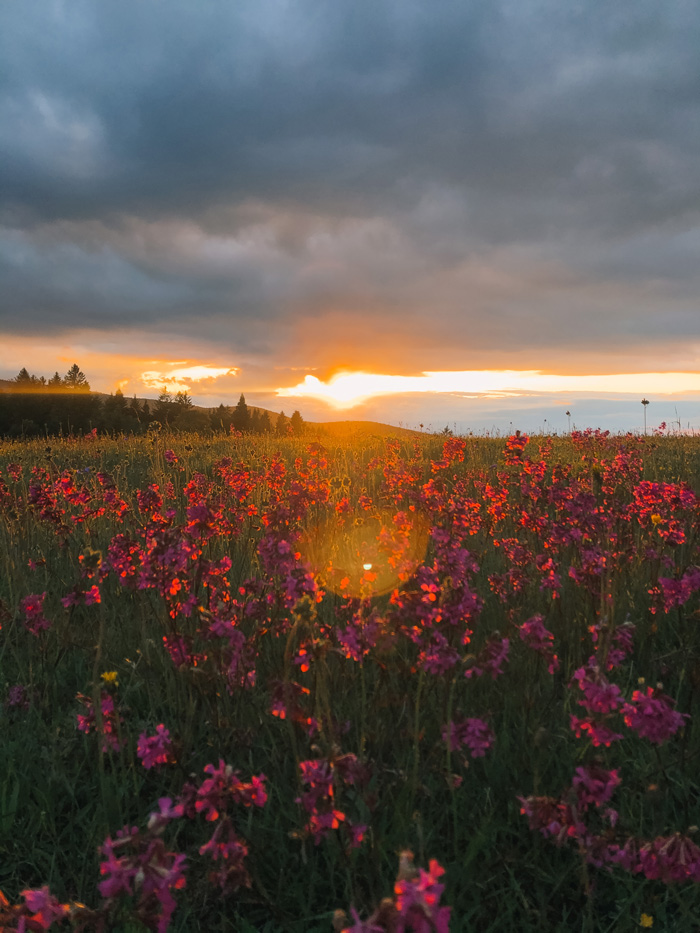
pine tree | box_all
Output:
[232,394,251,433]
[290,410,304,435]
[64,363,90,391]
[210,404,231,433]
[129,396,144,422]
[155,389,174,425]
[275,411,289,436]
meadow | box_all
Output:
[1,427,700,932]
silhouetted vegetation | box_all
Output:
[0,366,300,438]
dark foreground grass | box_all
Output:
[1,430,700,931]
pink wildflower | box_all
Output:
[519,614,559,673]
[20,886,69,929]
[622,687,687,745]
[442,717,495,758]
[20,593,51,636]
[569,715,622,747]
[137,725,175,769]
[394,854,451,933]
[572,764,621,808]
[465,635,510,679]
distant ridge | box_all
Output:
[308,420,420,438]
[92,394,421,437]
[0,383,420,437]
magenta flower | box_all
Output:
[20,886,69,929]
[519,615,559,673]
[465,635,510,680]
[442,717,495,758]
[6,684,31,711]
[19,592,51,635]
[622,687,687,745]
[148,797,185,833]
[394,856,451,933]
[569,715,622,748]
[137,724,175,769]
[572,764,621,808]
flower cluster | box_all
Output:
[442,717,495,759]
[137,724,176,769]
[336,852,450,932]
[296,753,369,847]
[76,691,124,753]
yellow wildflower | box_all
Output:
[101,671,119,686]
[650,514,662,526]
[640,914,654,928]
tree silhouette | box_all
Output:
[64,363,90,391]
[275,411,289,436]
[102,388,129,432]
[232,394,251,433]
[128,396,144,423]
[210,404,232,433]
[155,390,174,425]
[290,410,304,435]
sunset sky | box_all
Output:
[1,1,699,433]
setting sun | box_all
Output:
[277,370,700,409]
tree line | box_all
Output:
[0,366,305,438]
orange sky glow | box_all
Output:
[1,336,699,431]
[276,370,700,409]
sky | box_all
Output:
[1,0,699,434]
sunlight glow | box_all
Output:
[141,364,237,393]
[277,371,700,408]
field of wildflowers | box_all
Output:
[1,428,700,931]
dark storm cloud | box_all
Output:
[1,0,699,361]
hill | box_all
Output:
[1,382,421,437]
[95,394,421,437]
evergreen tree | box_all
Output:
[232,394,251,433]
[64,363,90,391]
[102,388,129,432]
[15,368,43,387]
[210,404,231,433]
[290,410,304,435]
[275,410,289,436]
[47,372,63,389]
[155,390,174,425]
[175,391,193,409]
[128,396,144,424]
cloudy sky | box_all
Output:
[2,0,699,432]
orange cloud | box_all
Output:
[140,364,237,393]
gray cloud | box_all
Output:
[1,0,699,371]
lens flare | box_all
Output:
[298,508,430,599]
